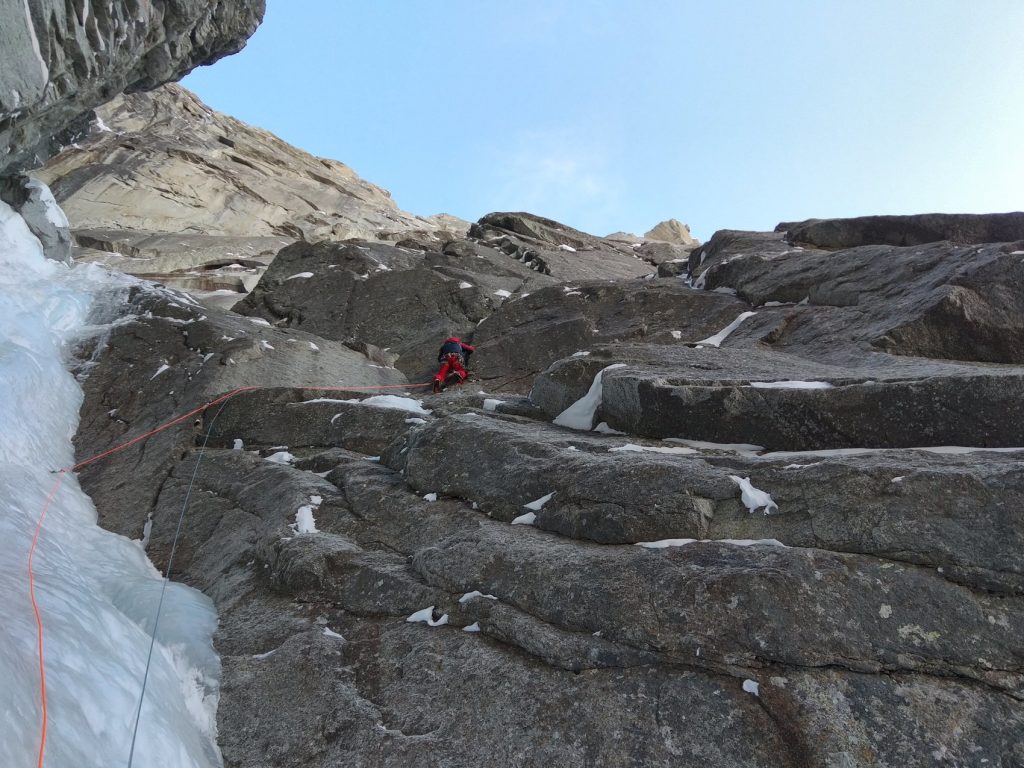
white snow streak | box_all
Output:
[695,311,757,347]
[553,363,627,430]
[728,475,778,514]
[406,607,449,627]
[750,380,833,389]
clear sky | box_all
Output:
[182,1,1024,241]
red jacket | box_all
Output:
[438,337,474,361]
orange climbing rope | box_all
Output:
[27,379,432,767]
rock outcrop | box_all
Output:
[0,0,265,175]
[645,217,699,245]
[780,212,1024,249]
[469,211,656,280]
[33,84,451,301]
[230,211,687,382]
[69,208,1024,766]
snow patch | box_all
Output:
[750,380,833,389]
[406,607,449,627]
[459,591,498,604]
[293,505,318,534]
[637,538,785,549]
[663,438,764,456]
[728,475,778,514]
[511,511,537,526]
[341,395,431,416]
[523,492,555,511]
[695,311,757,347]
[553,363,627,430]
[285,272,314,280]
[265,451,296,465]
[610,443,698,455]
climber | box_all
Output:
[432,336,475,393]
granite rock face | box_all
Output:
[0,0,265,175]
[782,211,1024,249]
[470,279,748,391]
[33,84,450,303]
[230,211,685,383]
[232,237,557,380]
[69,208,1024,767]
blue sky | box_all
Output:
[183,1,1024,241]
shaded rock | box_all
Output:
[71,227,290,278]
[74,321,1024,764]
[686,229,806,281]
[1,0,264,174]
[532,345,1024,450]
[414,525,1024,691]
[471,279,750,391]
[692,237,1024,365]
[204,387,432,456]
[394,411,1024,595]
[783,212,1024,249]
[637,240,695,265]
[73,280,405,541]
[657,259,689,277]
[470,211,655,281]
[232,239,500,379]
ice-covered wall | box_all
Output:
[0,199,222,766]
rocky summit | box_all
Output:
[70,207,1024,767]
[4,4,1024,765]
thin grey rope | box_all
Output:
[127,396,233,767]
